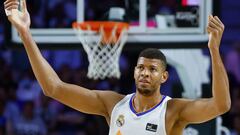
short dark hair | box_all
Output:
[138,48,167,70]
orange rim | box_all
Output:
[72,21,129,44]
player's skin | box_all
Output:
[4,0,231,134]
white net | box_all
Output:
[74,24,128,80]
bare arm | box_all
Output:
[175,15,231,125]
[4,0,124,120]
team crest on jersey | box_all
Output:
[116,115,125,127]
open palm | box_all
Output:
[4,0,31,31]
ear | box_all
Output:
[134,66,137,80]
[160,71,168,83]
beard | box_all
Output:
[137,88,156,97]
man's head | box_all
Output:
[134,48,168,96]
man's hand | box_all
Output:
[207,15,225,50]
[4,0,30,31]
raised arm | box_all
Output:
[4,0,124,122]
[172,15,231,125]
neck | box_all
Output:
[133,91,163,113]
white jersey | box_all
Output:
[109,93,171,135]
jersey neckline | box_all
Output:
[129,93,166,117]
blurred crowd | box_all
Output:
[0,0,240,135]
[0,50,135,135]
[223,42,240,135]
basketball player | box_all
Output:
[4,0,230,134]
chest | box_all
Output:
[109,103,167,135]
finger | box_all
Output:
[5,9,12,16]
[208,15,213,21]
[5,4,19,16]
[5,5,19,10]
[4,0,19,5]
[207,25,219,35]
[209,16,222,29]
[210,16,224,31]
[208,16,223,33]
[207,26,216,35]
[214,16,224,25]
[208,15,214,26]
[208,15,224,31]
[21,0,28,13]
[214,16,225,30]
[208,20,220,30]
[4,1,19,9]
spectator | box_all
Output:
[16,69,42,102]
[4,85,20,128]
[36,94,59,134]
[55,105,87,135]
[10,100,47,135]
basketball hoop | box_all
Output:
[72,21,129,80]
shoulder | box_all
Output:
[97,90,135,99]
[95,90,126,113]
[167,98,193,111]
[113,93,135,108]
[95,90,126,106]
[166,98,195,122]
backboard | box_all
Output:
[9,0,212,45]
